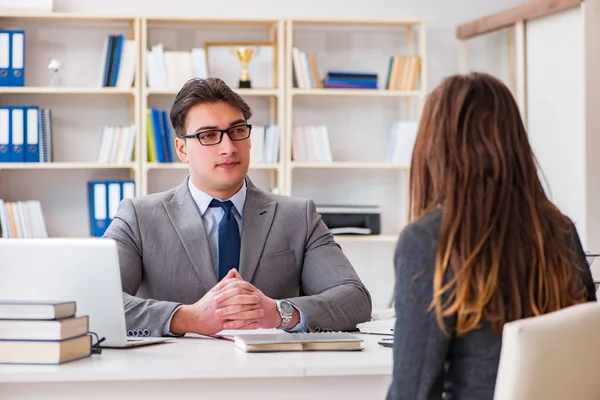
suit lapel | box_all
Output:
[163,177,217,294]
[239,178,276,283]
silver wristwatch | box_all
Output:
[276,300,294,329]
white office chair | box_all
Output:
[494,301,600,400]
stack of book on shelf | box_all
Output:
[97,124,136,164]
[146,43,208,90]
[88,180,135,237]
[99,33,137,88]
[291,47,321,89]
[291,125,333,163]
[322,71,378,89]
[383,56,421,91]
[250,124,280,164]
[387,121,418,165]
[0,106,53,163]
[0,29,25,87]
[0,300,92,365]
[147,107,177,163]
[0,199,48,238]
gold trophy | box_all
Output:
[235,47,255,89]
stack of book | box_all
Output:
[0,300,92,365]
[99,34,137,88]
[322,71,378,89]
[0,106,53,163]
[87,180,136,237]
[0,199,48,238]
[249,124,281,164]
[384,56,421,91]
[291,47,321,89]
[145,43,208,90]
[97,124,137,164]
[291,125,333,163]
[146,107,176,163]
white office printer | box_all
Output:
[356,307,395,335]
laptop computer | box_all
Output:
[0,238,171,348]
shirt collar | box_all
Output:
[188,177,246,218]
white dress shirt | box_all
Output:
[188,178,246,276]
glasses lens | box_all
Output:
[229,125,250,141]
[198,131,221,145]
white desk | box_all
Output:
[0,334,393,399]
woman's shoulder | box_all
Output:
[394,208,443,264]
[400,208,444,243]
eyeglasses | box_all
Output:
[183,124,252,146]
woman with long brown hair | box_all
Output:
[386,72,596,400]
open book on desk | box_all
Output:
[356,307,395,335]
[234,332,363,352]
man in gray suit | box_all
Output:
[104,77,372,337]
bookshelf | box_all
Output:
[0,12,141,238]
[283,18,426,308]
[139,17,286,196]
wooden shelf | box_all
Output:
[333,234,399,243]
[290,162,410,170]
[144,17,280,25]
[0,162,137,170]
[291,18,423,28]
[290,88,423,98]
[0,12,136,23]
[144,163,187,171]
[0,87,136,95]
[251,163,282,170]
[145,163,281,171]
[145,88,280,97]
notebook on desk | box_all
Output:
[234,332,363,352]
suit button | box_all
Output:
[143,329,150,337]
[127,330,134,337]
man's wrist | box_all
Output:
[288,307,301,329]
[169,304,190,335]
[164,305,185,336]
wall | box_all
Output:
[585,0,600,277]
[526,7,587,248]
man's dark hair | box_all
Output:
[170,77,253,138]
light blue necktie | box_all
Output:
[209,199,240,281]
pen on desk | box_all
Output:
[211,334,234,342]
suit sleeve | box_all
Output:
[285,199,372,332]
[386,225,452,400]
[103,199,182,336]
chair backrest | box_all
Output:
[494,301,600,400]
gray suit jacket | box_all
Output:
[104,176,372,336]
